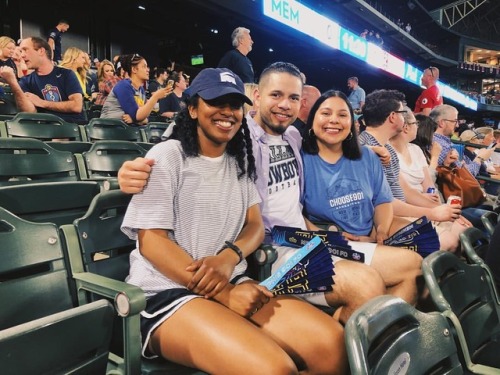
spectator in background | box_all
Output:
[414,67,443,116]
[431,104,494,227]
[291,84,321,137]
[0,36,19,80]
[93,58,101,72]
[412,114,441,180]
[374,32,384,47]
[0,36,86,124]
[159,71,188,120]
[94,59,120,106]
[367,30,375,43]
[12,45,29,78]
[84,52,98,101]
[60,47,91,101]
[405,23,412,34]
[47,19,69,63]
[360,29,368,39]
[347,76,365,114]
[148,67,169,95]
[359,90,462,226]
[491,129,500,166]
[459,130,490,175]
[100,54,171,125]
[431,105,492,177]
[390,106,469,252]
[217,27,254,83]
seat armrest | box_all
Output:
[247,244,278,281]
[72,271,146,316]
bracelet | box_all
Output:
[217,241,244,264]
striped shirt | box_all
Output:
[358,131,406,201]
[122,140,261,297]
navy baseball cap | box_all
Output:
[185,68,252,105]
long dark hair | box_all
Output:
[412,114,438,164]
[302,90,361,160]
[169,95,257,181]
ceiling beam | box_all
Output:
[429,0,488,28]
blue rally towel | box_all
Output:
[260,236,335,295]
[271,225,365,263]
[383,216,440,257]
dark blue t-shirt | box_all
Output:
[47,27,63,61]
[19,66,86,124]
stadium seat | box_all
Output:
[0,112,82,140]
[0,300,114,375]
[136,142,154,152]
[46,140,93,154]
[59,190,207,375]
[146,112,164,123]
[84,118,143,142]
[0,207,114,375]
[141,121,169,143]
[0,180,102,226]
[0,87,18,117]
[0,138,79,185]
[76,140,146,181]
[460,226,491,261]
[481,211,499,237]
[345,295,463,375]
[86,104,103,120]
[459,227,499,300]
[422,250,500,373]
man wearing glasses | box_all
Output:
[414,66,442,116]
[431,104,493,177]
[359,89,461,225]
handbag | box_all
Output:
[436,165,486,208]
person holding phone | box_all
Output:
[159,71,188,120]
[100,54,172,125]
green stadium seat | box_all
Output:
[76,140,146,181]
[345,295,463,375]
[422,250,500,373]
[85,118,143,142]
[0,138,79,185]
[2,112,82,140]
[0,207,114,374]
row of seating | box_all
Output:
[345,222,500,374]
[0,112,170,144]
[0,137,149,187]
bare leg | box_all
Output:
[370,245,422,305]
[324,260,386,324]
[151,296,347,375]
[253,295,348,375]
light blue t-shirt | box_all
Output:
[302,146,393,236]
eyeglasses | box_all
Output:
[443,119,459,125]
[428,66,436,77]
[393,110,407,115]
[406,121,419,126]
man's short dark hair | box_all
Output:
[348,77,358,83]
[258,61,302,86]
[362,89,406,127]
